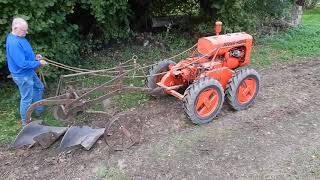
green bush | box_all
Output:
[0,0,130,74]
[217,0,293,33]
[146,0,295,34]
[304,0,320,9]
[0,0,303,75]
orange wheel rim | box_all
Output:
[237,77,257,104]
[195,88,219,117]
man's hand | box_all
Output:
[36,54,43,61]
[39,60,48,66]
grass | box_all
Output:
[251,6,320,66]
[113,92,150,110]
[95,165,128,180]
[0,6,319,144]
[0,84,21,143]
[310,149,320,178]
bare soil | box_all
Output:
[0,58,320,180]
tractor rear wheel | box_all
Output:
[145,60,176,89]
[183,77,224,124]
[226,68,260,110]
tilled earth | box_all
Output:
[0,59,320,180]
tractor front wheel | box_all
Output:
[226,68,260,110]
[145,60,176,89]
[183,77,224,125]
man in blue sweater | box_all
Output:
[6,17,48,126]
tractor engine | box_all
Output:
[197,32,253,68]
[165,31,253,88]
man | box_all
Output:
[6,17,48,126]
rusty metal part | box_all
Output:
[104,115,143,151]
[12,121,68,148]
[60,126,105,150]
[25,75,166,123]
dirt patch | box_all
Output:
[0,59,320,180]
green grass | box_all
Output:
[0,84,21,143]
[0,6,319,145]
[113,92,150,110]
[251,6,320,66]
[40,108,65,127]
[95,165,128,180]
[311,149,320,178]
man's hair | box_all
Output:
[12,17,28,29]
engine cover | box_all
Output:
[197,32,253,57]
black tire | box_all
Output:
[145,60,176,89]
[183,77,224,125]
[226,68,260,111]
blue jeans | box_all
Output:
[12,73,44,125]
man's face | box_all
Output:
[14,24,28,37]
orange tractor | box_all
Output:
[146,21,260,124]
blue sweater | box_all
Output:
[6,33,40,77]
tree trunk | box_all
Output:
[291,0,304,27]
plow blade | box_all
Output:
[12,121,68,148]
[59,126,105,150]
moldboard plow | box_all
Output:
[13,56,151,151]
[12,21,260,151]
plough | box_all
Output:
[13,21,260,151]
[13,57,154,151]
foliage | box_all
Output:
[79,0,131,41]
[0,0,130,75]
[217,0,255,32]
[0,0,77,67]
[150,0,200,16]
[304,0,320,9]
[0,0,307,75]
[217,0,293,33]
[164,0,295,35]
